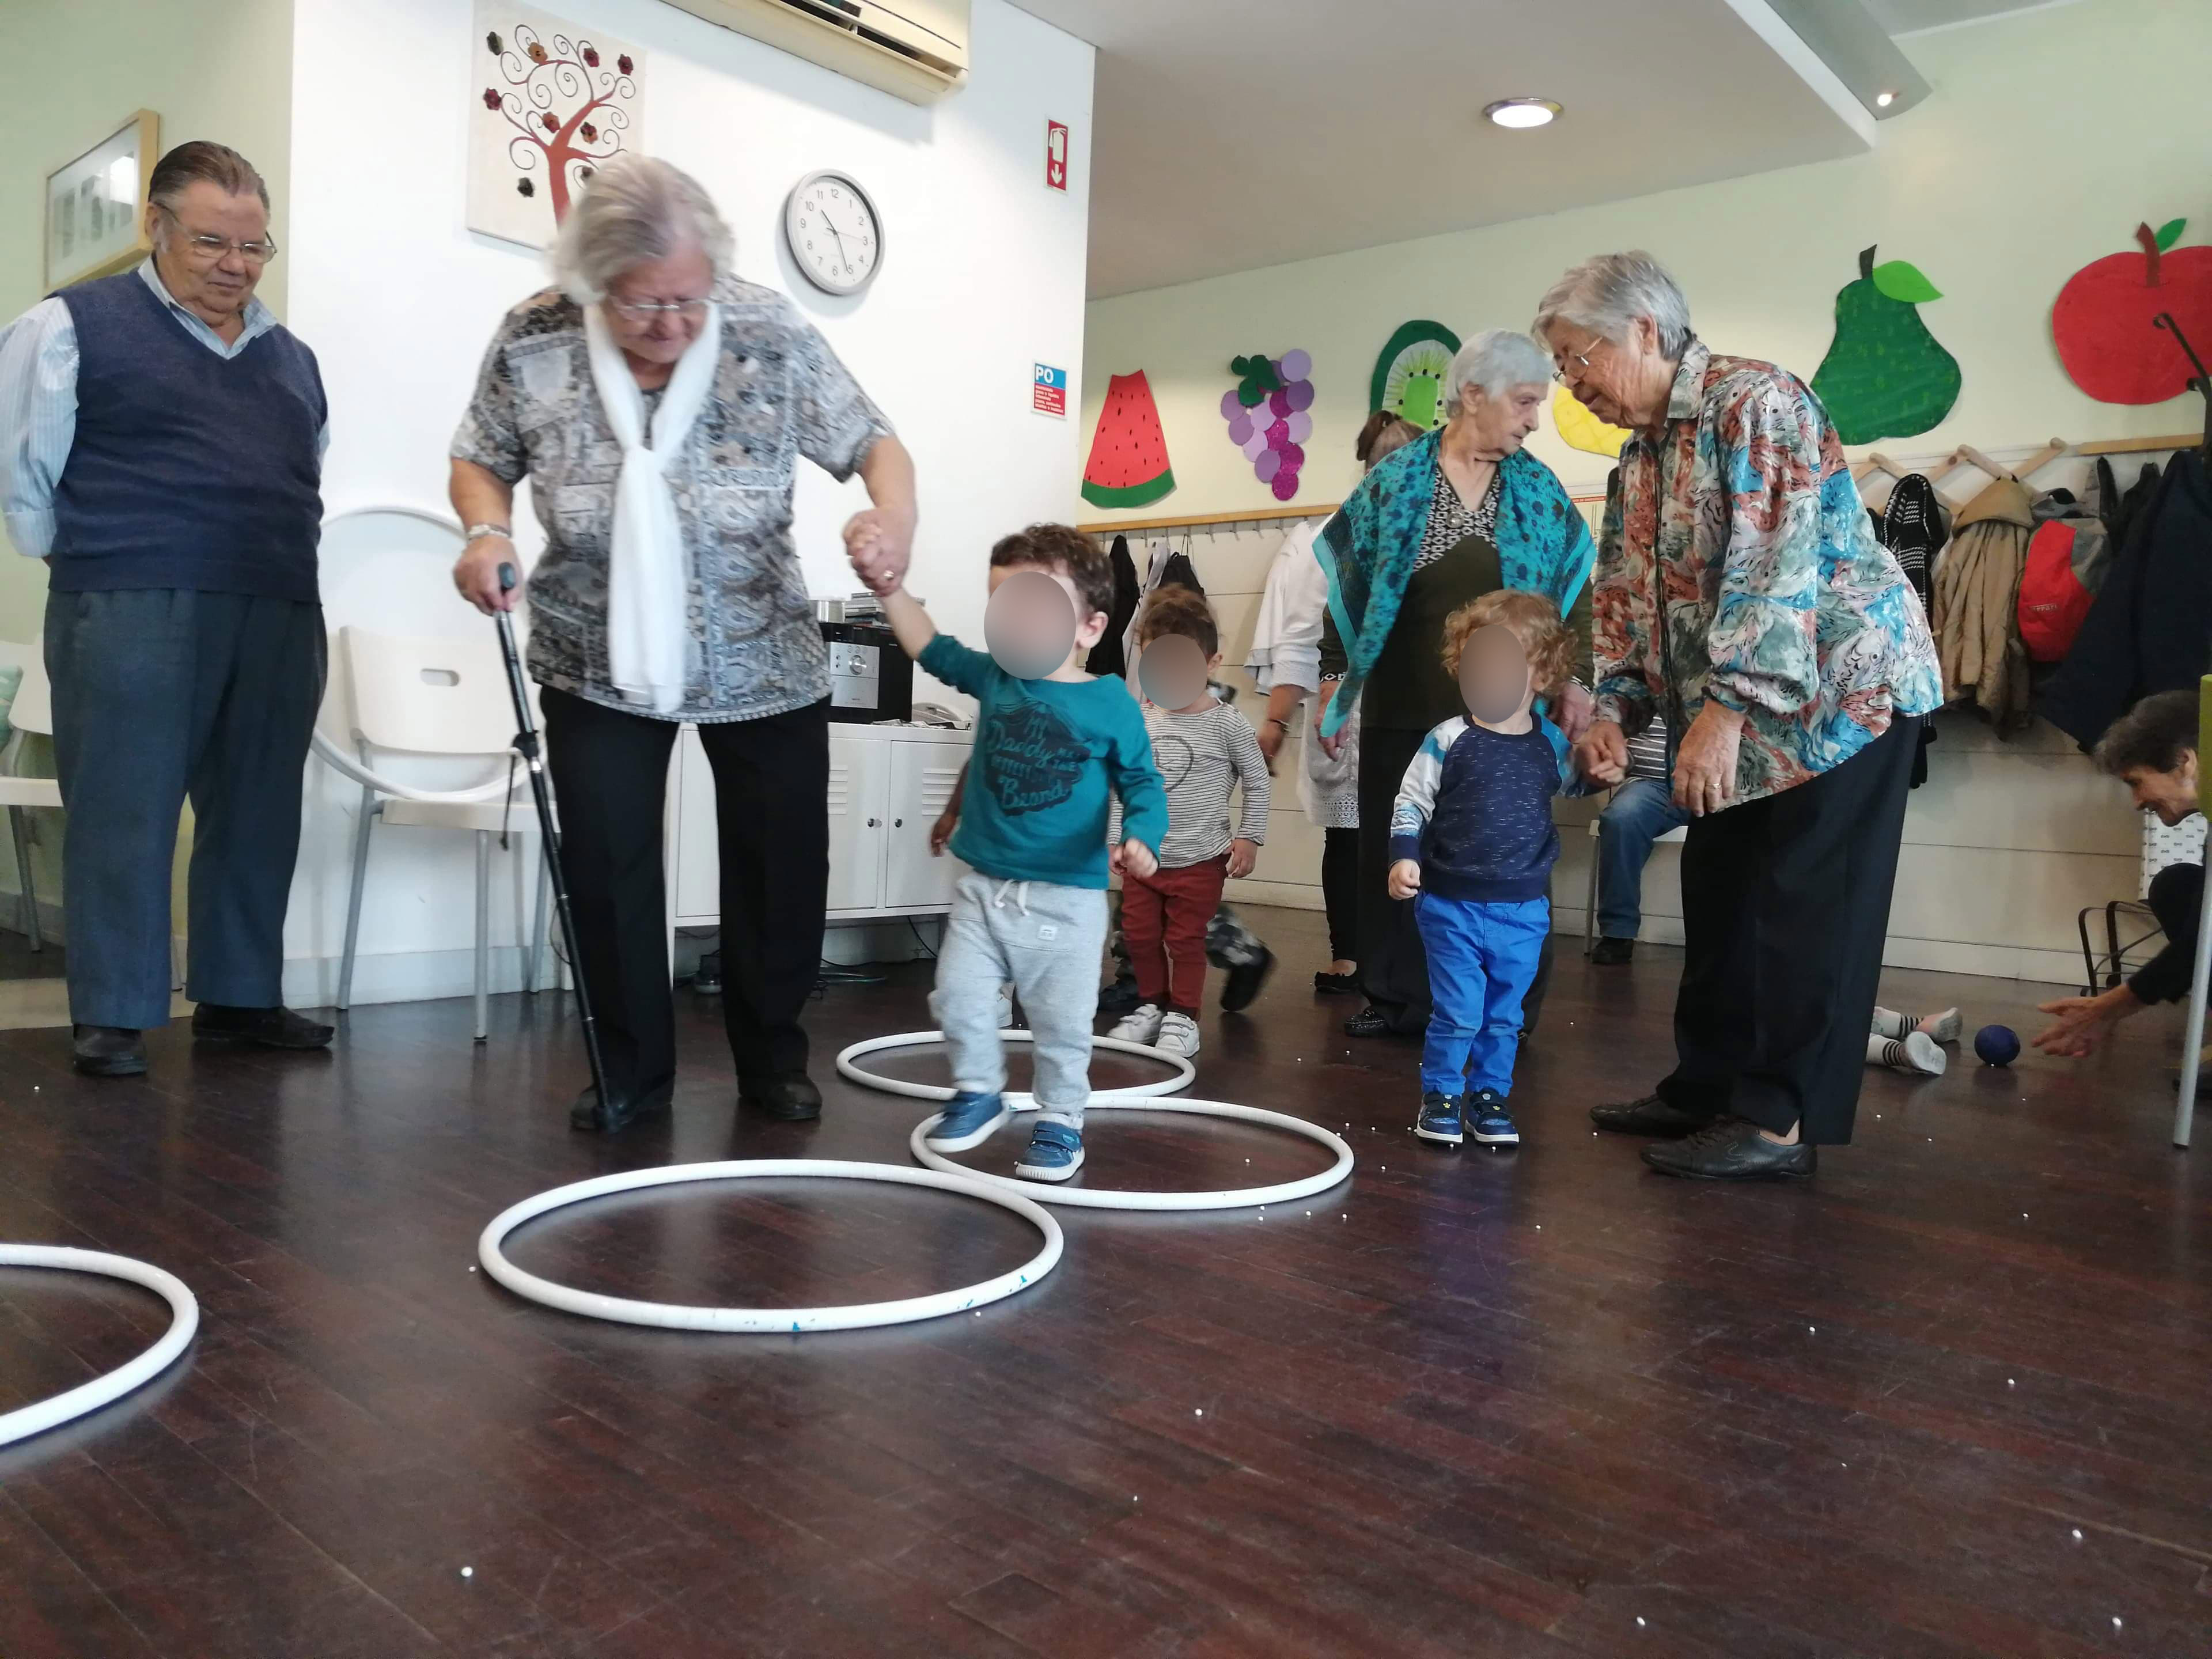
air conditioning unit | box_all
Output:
[665,0,968,104]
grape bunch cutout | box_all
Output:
[1220,350,1315,502]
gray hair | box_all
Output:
[550,155,733,304]
[148,141,270,213]
[1445,329,1552,415]
[1533,251,1695,358]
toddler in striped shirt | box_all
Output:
[1108,588,1272,1057]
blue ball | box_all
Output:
[1974,1024,2021,1067]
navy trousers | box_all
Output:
[44,589,324,1028]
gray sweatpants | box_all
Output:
[930,872,1108,1130]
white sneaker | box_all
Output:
[1156,1012,1202,1058]
[1110,1003,1164,1044]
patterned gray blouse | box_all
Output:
[451,276,893,723]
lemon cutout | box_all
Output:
[1552,385,1629,457]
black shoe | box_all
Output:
[1344,1004,1394,1038]
[1642,1119,1816,1181]
[692,949,722,995]
[569,1083,673,1134]
[1097,978,1143,1017]
[191,1004,335,1050]
[1313,970,1359,995]
[71,1024,147,1078]
[1590,936,1635,966]
[1590,1092,1715,1138]
[1221,945,1275,1013]
[740,1073,823,1122]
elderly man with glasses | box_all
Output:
[0,140,333,1078]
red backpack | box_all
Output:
[2018,518,2113,663]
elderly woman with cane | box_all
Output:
[449,156,916,1134]
[1543,251,1940,1179]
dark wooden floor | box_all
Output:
[4,906,2211,1658]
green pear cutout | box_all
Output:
[1810,245,1962,445]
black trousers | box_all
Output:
[2131,861,2205,1005]
[1354,722,1552,1036]
[44,589,322,1029]
[1656,715,1919,1146]
[542,688,830,1103]
[1321,825,1358,963]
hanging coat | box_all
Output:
[1930,476,2036,735]
[1879,472,1947,618]
[2043,450,2212,749]
[1085,533,1143,679]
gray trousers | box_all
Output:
[44,589,324,1029]
[930,872,1107,1130]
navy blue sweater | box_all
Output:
[51,271,325,600]
[1389,715,1579,903]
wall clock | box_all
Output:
[783,170,884,296]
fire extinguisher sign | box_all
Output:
[1033,363,1067,418]
[1045,120,1069,192]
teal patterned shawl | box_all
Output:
[1315,431,1594,737]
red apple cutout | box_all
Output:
[2052,219,2212,404]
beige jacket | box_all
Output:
[1930,478,2036,734]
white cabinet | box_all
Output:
[667,722,973,930]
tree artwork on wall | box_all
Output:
[467,1,645,251]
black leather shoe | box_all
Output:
[569,1084,672,1134]
[1642,1119,1816,1181]
[1097,978,1142,1017]
[1343,1004,1395,1038]
[740,1074,823,1122]
[72,1024,147,1077]
[191,1004,335,1050]
[1590,936,1635,966]
[1590,1092,1715,1137]
[1220,945,1275,1013]
[1313,970,1359,995]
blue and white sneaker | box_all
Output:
[1415,1091,1464,1146]
[1014,1120,1085,1182]
[1468,1089,1520,1146]
[927,1090,1009,1153]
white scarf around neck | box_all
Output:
[582,299,722,714]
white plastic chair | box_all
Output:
[334,626,551,1040]
[0,647,63,951]
[1581,806,1688,955]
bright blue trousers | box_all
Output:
[1414,893,1549,1097]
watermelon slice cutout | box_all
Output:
[1082,371,1176,509]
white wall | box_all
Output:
[284,0,1093,1004]
[1086,0,2211,984]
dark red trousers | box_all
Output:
[1120,854,1229,1015]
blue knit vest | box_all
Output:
[50,271,325,601]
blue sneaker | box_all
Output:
[1014,1120,1085,1182]
[1469,1090,1520,1146]
[927,1090,1009,1153]
[1415,1091,1464,1146]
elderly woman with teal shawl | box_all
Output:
[1313,327,1596,1039]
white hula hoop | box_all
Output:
[909,1099,1354,1211]
[837,1030,1195,1105]
[0,1245,200,1447]
[478,1160,1063,1332]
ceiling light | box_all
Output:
[1484,99,1562,130]
[1876,90,1896,107]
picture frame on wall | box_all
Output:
[46,110,160,292]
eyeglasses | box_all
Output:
[608,297,709,321]
[1551,336,1601,385]
[158,207,277,265]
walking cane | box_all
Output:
[494,563,611,1121]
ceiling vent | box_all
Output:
[665,0,969,104]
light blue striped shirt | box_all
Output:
[0,260,328,559]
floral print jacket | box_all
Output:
[1591,340,1941,805]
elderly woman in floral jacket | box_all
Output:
[1541,251,1940,1181]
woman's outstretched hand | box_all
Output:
[1574,720,1628,787]
[843,508,912,597]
